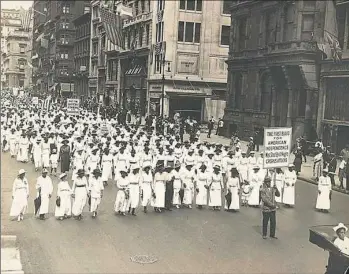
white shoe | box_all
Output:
[17,216,21,222]
[188,205,192,209]
[20,215,24,220]
[176,205,180,209]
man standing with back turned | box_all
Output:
[260,176,280,239]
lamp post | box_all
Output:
[161,58,171,119]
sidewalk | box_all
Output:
[187,133,349,195]
[1,236,24,274]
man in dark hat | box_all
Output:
[260,177,280,239]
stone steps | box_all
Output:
[1,236,24,274]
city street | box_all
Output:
[1,151,348,274]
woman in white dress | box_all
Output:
[182,164,195,208]
[274,168,285,205]
[89,168,104,218]
[152,163,167,213]
[315,169,332,213]
[209,165,223,210]
[283,164,297,207]
[313,149,323,181]
[225,167,241,212]
[114,170,130,216]
[71,169,89,220]
[17,133,29,162]
[248,166,263,207]
[238,152,249,182]
[140,165,153,213]
[195,164,210,209]
[55,173,72,220]
[101,148,113,186]
[171,162,182,208]
[10,169,29,222]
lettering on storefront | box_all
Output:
[149,85,162,92]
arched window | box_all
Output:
[260,73,272,112]
[234,73,242,110]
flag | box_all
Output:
[154,41,166,56]
[317,0,342,62]
[157,10,163,22]
[116,4,133,19]
[100,7,124,48]
[20,7,32,31]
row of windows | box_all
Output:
[124,24,150,50]
[177,21,230,46]
[74,57,89,72]
[179,0,230,14]
[75,22,90,39]
[74,40,89,55]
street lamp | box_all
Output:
[161,58,171,118]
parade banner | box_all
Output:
[13,88,19,96]
[100,123,109,135]
[67,99,80,116]
[32,97,39,105]
[263,127,292,169]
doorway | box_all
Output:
[169,97,203,121]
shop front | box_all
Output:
[60,82,74,98]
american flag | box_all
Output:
[20,7,32,32]
[154,41,166,56]
[100,7,124,48]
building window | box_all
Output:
[60,50,68,59]
[337,8,346,49]
[301,14,314,40]
[145,24,150,45]
[265,11,276,45]
[92,42,98,55]
[108,59,118,81]
[84,5,90,14]
[179,0,202,11]
[62,4,70,14]
[222,0,230,14]
[260,74,272,113]
[155,54,163,74]
[158,0,165,11]
[156,22,163,42]
[60,34,70,44]
[139,26,143,47]
[283,4,294,42]
[235,73,243,110]
[238,17,247,50]
[178,21,201,43]
[19,45,26,53]
[61,22,69,29]
[220,25,230,46]
[141,0,145,13]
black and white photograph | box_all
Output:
[1,0,349,273]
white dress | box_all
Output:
[35,176,53,215]
[101,154,113,182]
[209,173,223,207]
[333,237,349,255]
[114,176,130,212]
[171,170,182,205]
[283,170,297,205]
[181,169,195,205]
[195,171,209,206]
[140,172,153,207]
[55,180,72,217]
[152,172,167,208]
[274,173,285,203]
[10,178,29,217]
[72,177,88,216]
[248,171,263,206]
[315,175,331,210]
[89,176,104,212]
[225,177,240,210]
[127,173,140,209]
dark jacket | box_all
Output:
[260,186,280,212]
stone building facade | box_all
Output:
[225,0,349,150]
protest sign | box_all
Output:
[67,99,80,116]
[263,127,292,169]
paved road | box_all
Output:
[1,152,348,274]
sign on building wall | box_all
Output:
[67,99,80,116]
[32,97,38,105]
[263,127,292,169]
[177,54,198,74]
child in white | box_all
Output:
[50,149,59,175]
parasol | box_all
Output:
[34,194,41,215]
[225,191,232,209]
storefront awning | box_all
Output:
[61,83,74,92]
[125,64,145,76]
[166,91,211,98]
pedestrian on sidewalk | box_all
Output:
[293,147,303,175]
[338,156,346,189]
[207,116,214,138]
[313,149,323,181]
[10,169,29,222]
[328,153,337,186]
[260,177,280,239]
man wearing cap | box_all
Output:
[10,169,29,222]
[315,169,332,213]
[333,223,349,255]
[89,168,104,218]
[55,173,72,220]
[35,168,53,220]
[260,177,280,239]
[283,164,297,207]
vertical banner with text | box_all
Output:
[263,127,292,169]
[67,99,80,116]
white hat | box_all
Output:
[42,168,48,173]
[18,169,26,175]
[250,151,255,154]
[253,165,260,170]
[333,223,348,233]
[323,168,329,173]
[59,173,67,179]
[288,164,295,168]
[132,165,140,170]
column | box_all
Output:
[116,58,122,106]
[316,77,326,137]
[270,85,277,127]
[286,87,293,127]
[304,88,313,139]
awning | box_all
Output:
[61,83,74,92]
[166,91,211,98]
[125,64,145,75]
